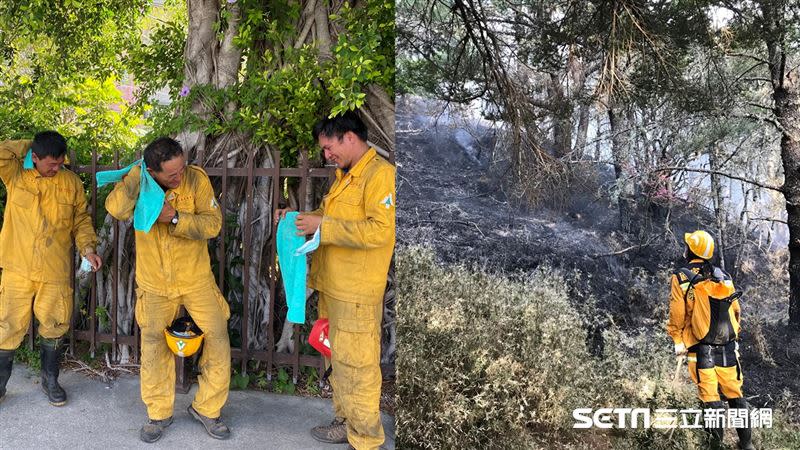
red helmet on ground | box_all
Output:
[309,319,331,358]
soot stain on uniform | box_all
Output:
[46,237,53,247]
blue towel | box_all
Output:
[277,212,321,324]
[23,149,33,169]
[96,159,165,233]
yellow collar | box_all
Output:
[336,147,376,180]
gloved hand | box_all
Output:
[674,342,687,356]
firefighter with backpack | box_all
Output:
[668,230,755,449]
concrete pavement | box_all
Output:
[0,364,395,449]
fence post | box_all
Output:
[111,148,120,362]
[266,149,281,380]
[89,149,98,357]
[240,148,256,374]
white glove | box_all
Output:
[674,343,687,356]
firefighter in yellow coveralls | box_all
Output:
[0,132,101,407]
[105,137,231,443]
[276,111,395,450]
[668,230,755,450]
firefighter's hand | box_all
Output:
[296,213,322,236]
[158,201,176,223]
[274,207,294,225]
[85,252,102,272]
[674,343,687,356]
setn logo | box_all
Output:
[573,408,651,429]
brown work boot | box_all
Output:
[188,405,231,440]
[139,416,173,443]
[310,417,348,444]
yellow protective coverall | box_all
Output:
[309,147,395,450]
[667,260,743,402]
[0,139,97,350]
[105,164,230,420]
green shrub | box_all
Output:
[397,247,595,448]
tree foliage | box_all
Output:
[0,0,146,162]
[127,0,395,167]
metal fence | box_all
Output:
[22,146,392,390]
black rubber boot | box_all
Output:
[40,339,66,406]
[702,401,726,449]
[0,349,14,403]
[729,397,756,450]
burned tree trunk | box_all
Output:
[776,84,800,325]
[608,104,636,233]
[761,0,800,325]
[709,145,727,270]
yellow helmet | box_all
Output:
[684,230,715,260]
[164,317,204,357]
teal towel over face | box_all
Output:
[96,159,165,233]
[277,212,321,324]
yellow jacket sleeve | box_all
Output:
[666,274,686,346]
[105,165,141,221]
[0,140,31,186]
[169,169,221,241]
[320,166,395,249]
[71,177,98,256]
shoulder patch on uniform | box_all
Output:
[380,193,393,209]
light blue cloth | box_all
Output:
[277,212,321,324]
[295,227,320,256]
[96,159,165,233]
[79,257,93,273]
[23,149,34,169]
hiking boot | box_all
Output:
[310,417,348,444]
[40,340,66,406]
[139,416,173,443]
[0,349,13,403]
[188,404,231,440]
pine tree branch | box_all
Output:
[653,167,783,193]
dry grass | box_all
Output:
[396,246,800,449]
